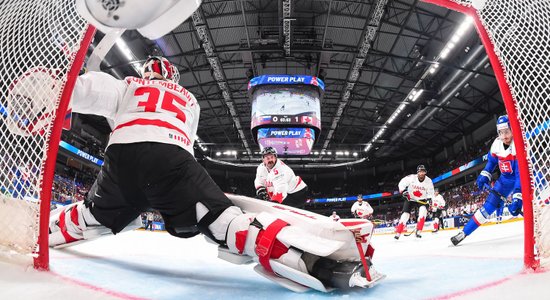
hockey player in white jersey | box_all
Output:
[351,195,374,219]
[47,56,384,291]
[254,147,308,208]
[430,188,446,233]
[331,211,341,222]
[394,165,435,239]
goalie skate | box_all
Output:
[348,263,386,289]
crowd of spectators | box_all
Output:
[51,174,93,204]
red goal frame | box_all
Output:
[422,0,538,270]
[34,25,96,270]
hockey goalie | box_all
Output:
[48,55,385,292]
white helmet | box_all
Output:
[141,56,180,83]
[76,0,202,40]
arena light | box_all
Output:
[364,15,473,153]
[216,152,221,156]
[192,12,251,155]
[116,38,133,60]
[327,151,332,155]
[321,0,388,153]
[352,152,358,157]
[314,151,319,155]
[344,151,350,156]
[411,89,424,102]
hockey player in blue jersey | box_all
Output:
[451,115,523,246]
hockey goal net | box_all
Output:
[425,0,550,269]
[0,1,94,269]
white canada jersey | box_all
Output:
[331,214,340,222]
[351,201,373,218]
[431,194,446,212]
[398,174,435,202]
[254,159,307,203]
[71,72,200,155]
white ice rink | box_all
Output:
[1,219,549,300]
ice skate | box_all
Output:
[415,230,422,238]
[451,231,466,246]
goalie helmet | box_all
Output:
[496,115,510,132]
[260,147,277,157]
[141,56,180,83]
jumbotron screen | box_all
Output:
[249,75,323,129]
[249,75,324,155]
[257,127,315,156]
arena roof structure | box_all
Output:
[90,0,505,165]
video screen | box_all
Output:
[250,84,321,130]
[257,127,315,156]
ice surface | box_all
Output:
[1,219,548,300]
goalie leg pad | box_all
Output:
[49,201,100,247]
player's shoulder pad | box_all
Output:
[489,137,503,154]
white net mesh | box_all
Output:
[0,1,89,260]
[446,0,550,263]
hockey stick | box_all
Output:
[403,230,416,237]
[413,198,431,205]
[86,29,126,72]
[488,187,509,203]
[353,231,372,282]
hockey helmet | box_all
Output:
[417,165,427,173]
[260,147,277,157]
[496,115,511,132]
[141,56,180,83]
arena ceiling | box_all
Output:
[91,0,505,165]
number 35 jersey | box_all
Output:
[71,72,200,156]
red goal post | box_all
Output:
[423,0,550,270]
[0,1,95,270]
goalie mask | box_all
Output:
[141,56,180,83]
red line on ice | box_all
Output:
[50,271,148,300]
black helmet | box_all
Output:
[417,165,427,173]
[260,147,277,157]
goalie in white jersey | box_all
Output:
[394,165,435,239]
[351,195,374,219]
[47,56,381,291]
[254,147,308,208]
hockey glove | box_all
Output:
[508,193,523,216]
[401,191,410,201]
[256,187,270,201]
[476,170,492,191]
